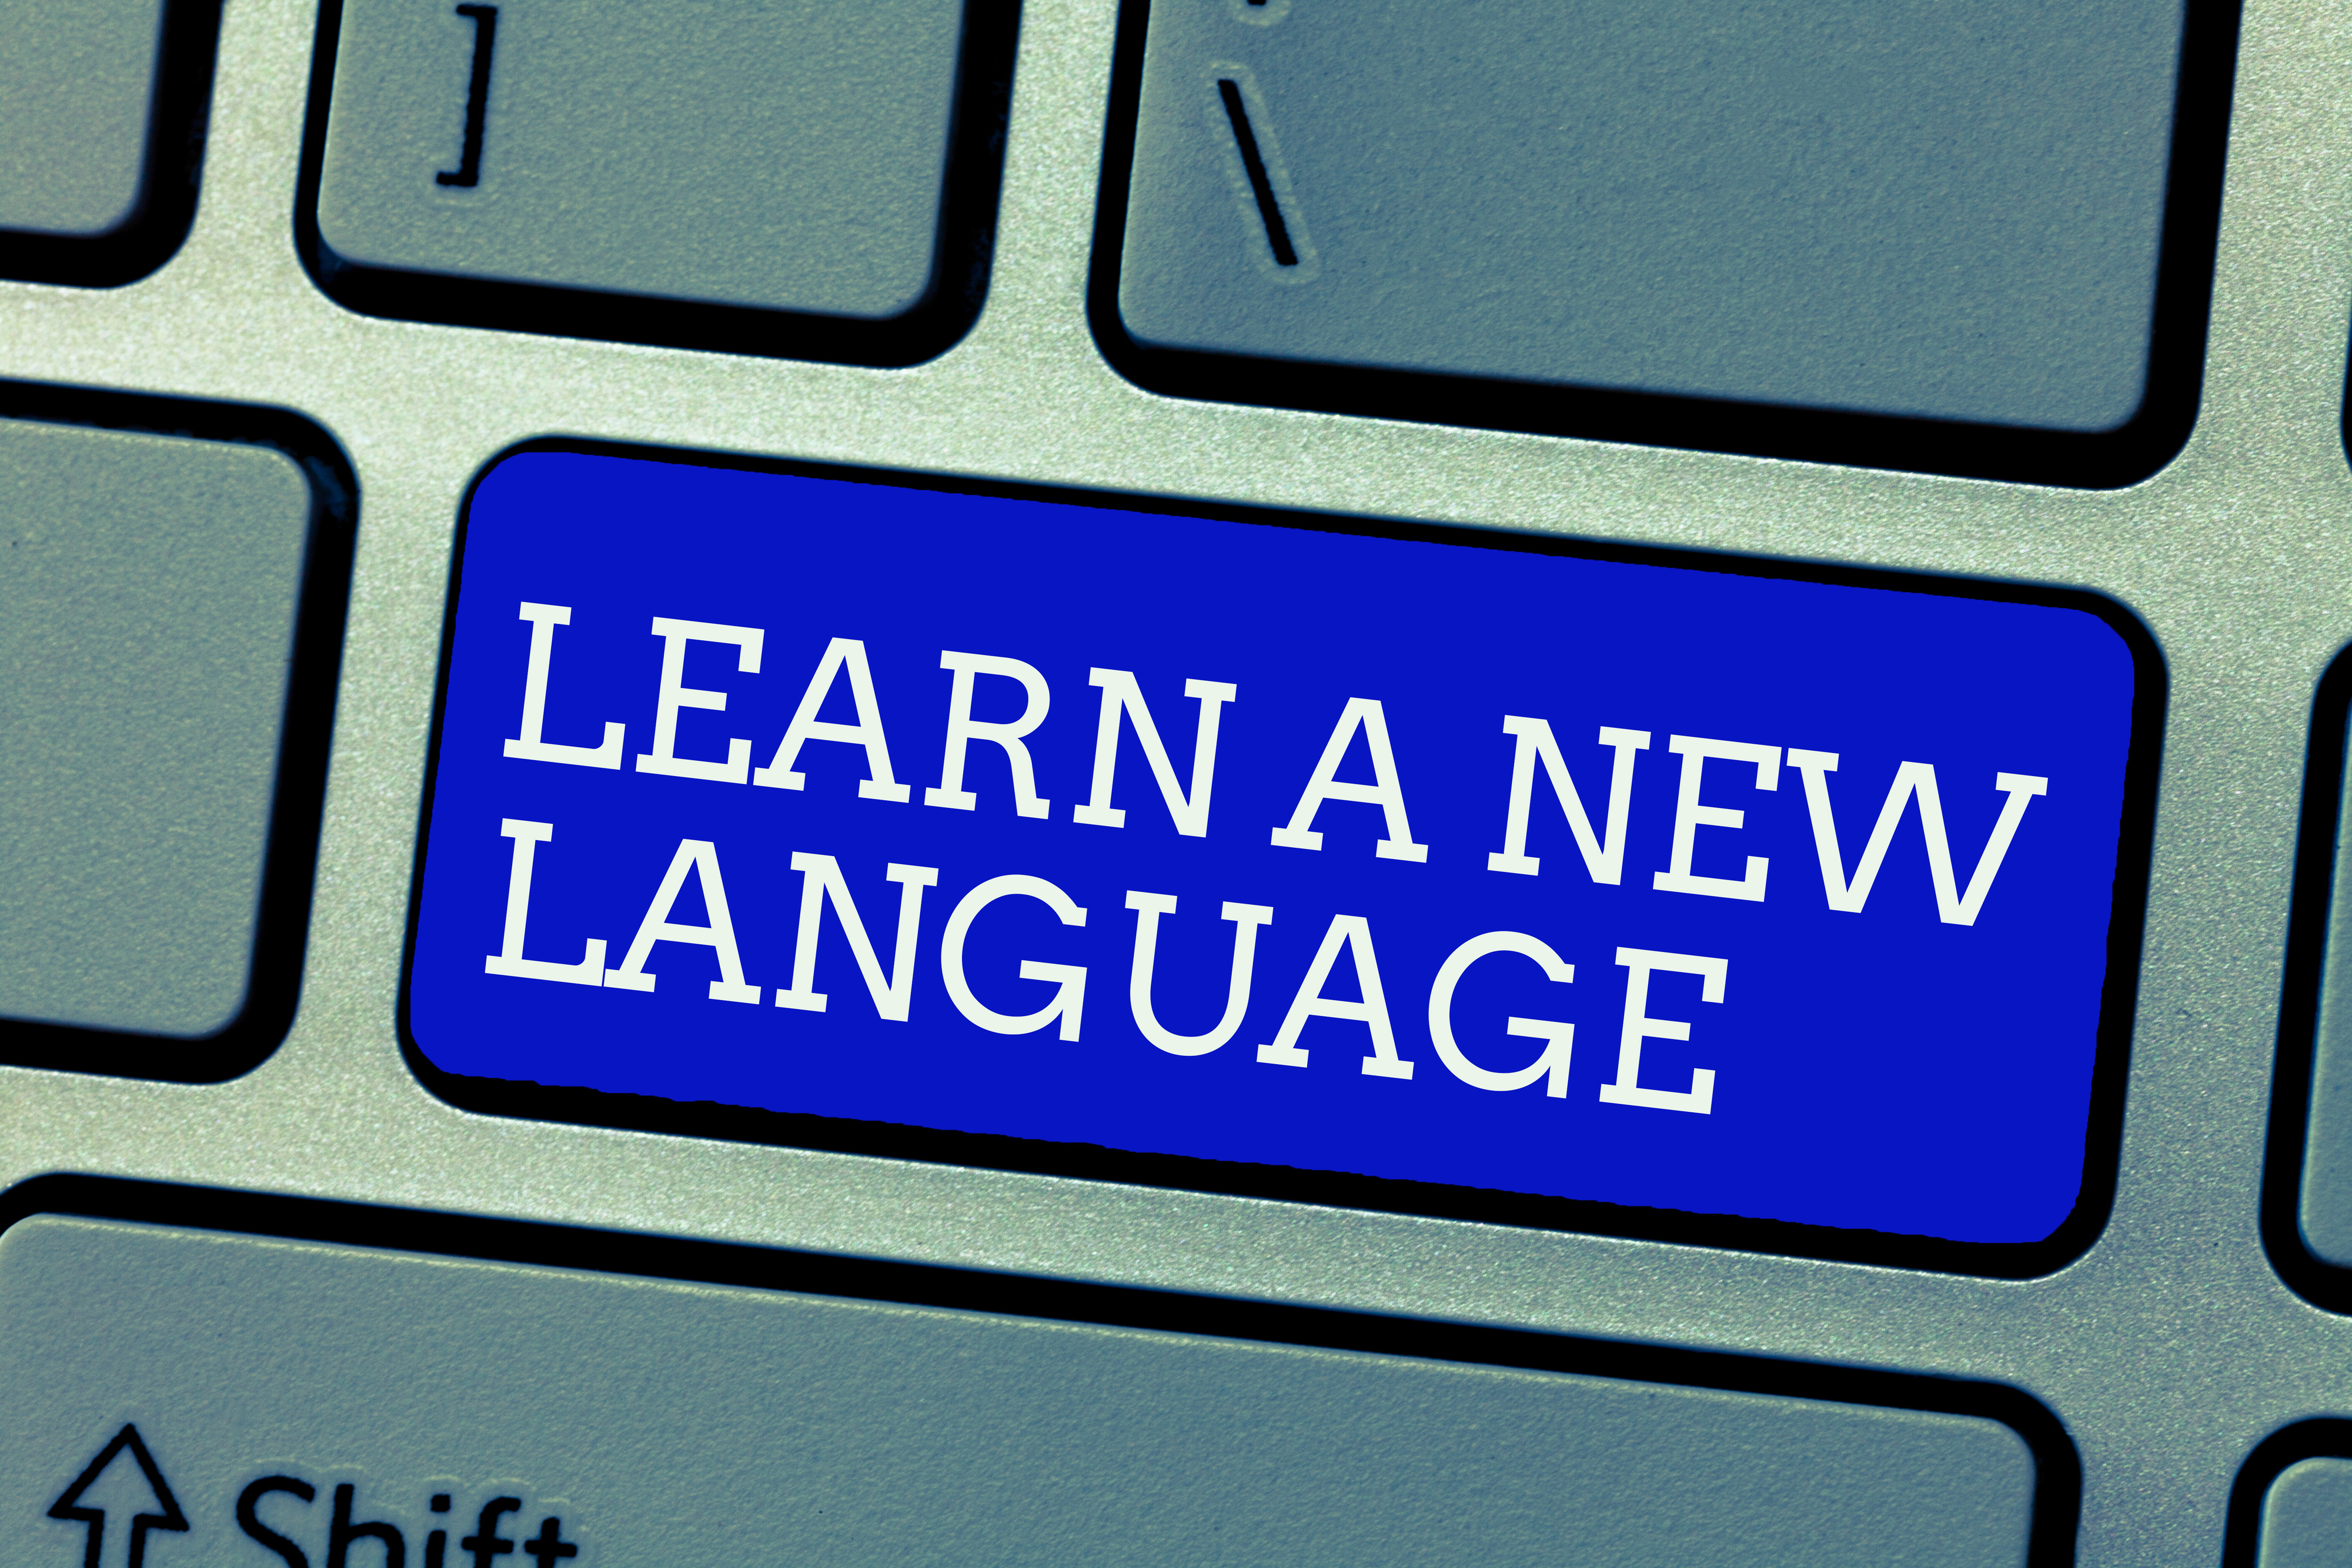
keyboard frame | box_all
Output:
[4,1,2350,1562]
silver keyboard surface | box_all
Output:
[4,1,2348,1563]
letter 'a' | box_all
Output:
[1270,698,1428,861]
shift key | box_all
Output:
[0,1205,2049,1567]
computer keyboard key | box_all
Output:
[0,0,165,239]
[2269,657,2352,1303]
[404,446,2154,1274]
[1100,0,2233,484]
[0,393,354,1079]
[306,0,1015,364]
[0,1206,2053,1568]
[0,0,225,285]
[2244,1455,2352,1568]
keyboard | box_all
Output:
[4,0,2343,1563]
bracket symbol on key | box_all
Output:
[438,4,501,188]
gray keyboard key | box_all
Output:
[2255,1457,2352,1568]
[312,0,987,340]
[2296,714,2352,1275]
[0,0,166,237]
[0,1209,2046,1568]
[1113,0,2190,435]
[0,0,223,286]
[0,408,338,1056]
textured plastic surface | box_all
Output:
[0,1213,2037,1568]
[0,420,310,1038]
[3,0,2350,1562]
[315,0,965,317]
[0,0,167,238]
[1117,0,2183,431]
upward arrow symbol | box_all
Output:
[47,1425,189,1568]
